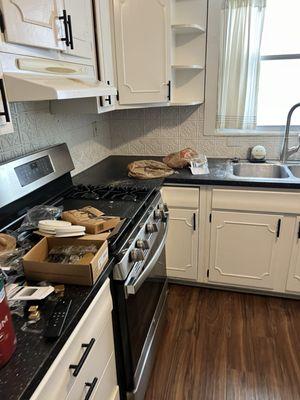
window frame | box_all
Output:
[204,0,299,137]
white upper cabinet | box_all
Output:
[113,0,171,105]
[209,211,282,290]
[61,0,94,60]
[0,63,13,135]
[0,0,64,50]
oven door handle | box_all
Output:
[124,219,169,297]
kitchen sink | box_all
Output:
[287,165,300,178]
[231,163,290,179]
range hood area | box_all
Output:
[2,57,116,102]
[4,72,116,101]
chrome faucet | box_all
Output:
[280,103,300,163]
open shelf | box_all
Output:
[172,64,204,70]
[171,24,205,34]
[170,0,207,106]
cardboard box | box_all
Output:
[23,237,109,286]
[61,206,121,234]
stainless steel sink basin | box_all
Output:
[232,163,290,179]
[287,165,300,178]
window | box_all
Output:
[257,0,300,126]
[204,0,300,135]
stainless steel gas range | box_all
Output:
[112,191,169,400]
[0,143,169,400]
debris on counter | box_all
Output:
[127,160,175,179]
[0,234,16,252]
[163,148,198,169]
[62,206,120,234]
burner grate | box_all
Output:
[66,184,151,202]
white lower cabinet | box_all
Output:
[31,279,119,400]
[208,211,282,290]
[286,216,300,293]
[162,187,199,281]
[166,208,198,280]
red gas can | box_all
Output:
[0,276,16,368]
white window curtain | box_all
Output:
[217,0,266,130]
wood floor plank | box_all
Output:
[145,285,300,400]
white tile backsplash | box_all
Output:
[0,101,293,174]
[0,101,111,175]
[110,104,288,160]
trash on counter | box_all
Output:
[23,237,109,286]
[37,220,86,237]
[18,205,63,233]
[62,206,120,234]
[127,160,175,179]
[0,234,16,253]
[189,154,210,175]
[46,244,98,264]
[163,148,198,169]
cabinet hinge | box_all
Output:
[276,219,281,238]
[209,213,212,223]
[0,11,5,34]
[207,269,209,278]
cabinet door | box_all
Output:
[286,216,300,293]
[0,0,64,50]
[62,0,94,59]
[166,208,198,280]
[0,65,13,135]
[113,0,171,104]
[209,211,282,290]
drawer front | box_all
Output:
[31,279,113,400]
[162,187,199,208]
[66,315,115,400]
[212,188,300,214]
[90,353,119,400]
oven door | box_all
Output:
[120,218,168,399]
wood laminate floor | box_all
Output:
[145,284,300,400]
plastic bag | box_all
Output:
[128,160,174,179]
[18,205,63,232]
[163,148,198,169]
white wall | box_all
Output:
[109,104,292,160]
[0,101,111,175]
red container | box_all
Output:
[0,277,16,368]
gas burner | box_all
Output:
[66,184,152,203]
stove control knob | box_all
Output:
[158,203,169,212]
[154,209,162,220]
[130,249,144,262]
[136,239,149,250]
[146,223,158,234]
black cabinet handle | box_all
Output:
[0,79,10,123]
[297,221,300,239]
[276,219,281,238]
[59,10,70,46]
[84,377,98,400]
[59,10,73,49]
[192,213,196,231]
[167,80,171,101]
[105,95,112,105]
[67,14,74,50]
[69,338,95,377]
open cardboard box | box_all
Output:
[23,236,109,286]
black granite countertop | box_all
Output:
[74,155,300,189]
[3,154,300,400]
[0,258,114,400]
